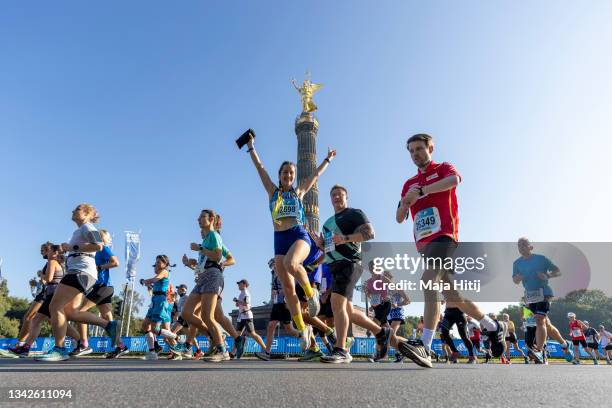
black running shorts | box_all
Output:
[270,303,291,324]
[330,261,362,302]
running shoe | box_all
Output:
[0,348,20,358]
[255,351,271,361]
[171,353,183,361]
[593,358,598,365]
[325,329,337,347]
[467,356,477,364]
[142,351,158,360]
[449,351,459,364]
[397,339,433,368]
[299,326,312,351]
[325,342,334,355]
[572,360,581,365]
[182,348,194,360]
[394,354,405,363]
[70,345,93,357]
[368,353,386,363]
[533,351,544,365]
[202,346,226,362]
[193,350,203,360]
[169,343,186,356]
[235,335,246,359]
[7,345,30,358]
[562,342,574,363]
[115,345,130,358]
[154,342,163,354]
[375,327,391,359]
[524,356,529,364]
[36,346,70,362]
[299,348,324,362]
[320,347,351,364]
[307,289,321,317]
[485,322,506,358]
[105,320,119,347]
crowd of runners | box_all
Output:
[1,133,610,366]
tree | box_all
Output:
[0,280,23,337]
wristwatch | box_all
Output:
[73,245,79,251]
[418,187,424,196]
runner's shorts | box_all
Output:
[237,319,256,334]
[270,303,291,324]
[192,267,224,295]
[274,225,311,256]
[372,300,391,324]
[330,261,362,302]
[61,270,97,294]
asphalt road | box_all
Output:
[0,357,610,407]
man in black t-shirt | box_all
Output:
[315,184,393,364]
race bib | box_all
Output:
[524,288,544,304]
[324,231,335,253]
[572,329,582,338]
[277,197,300,219]
[414,207,441,241]
[586,335,594,343]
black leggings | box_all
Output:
[440,308,474,357]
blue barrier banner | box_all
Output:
[0,336,598,358]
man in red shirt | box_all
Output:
[393,133,505,368]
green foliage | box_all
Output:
[0,280,23,337]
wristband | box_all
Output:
[324,158,331,164]
[418,187,424,196]
[73,245,79,251]
[247,148,254,153]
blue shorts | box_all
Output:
[302,241,323,270]
[274,225,311,256]
[146,295,172,324]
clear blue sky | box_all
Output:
[1,1,611,316]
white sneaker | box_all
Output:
[299,326,312,351]
[142,352,158,360]
[307,289,320,316]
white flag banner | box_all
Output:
[125,231,141,281]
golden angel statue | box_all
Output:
[291,75,323,113]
